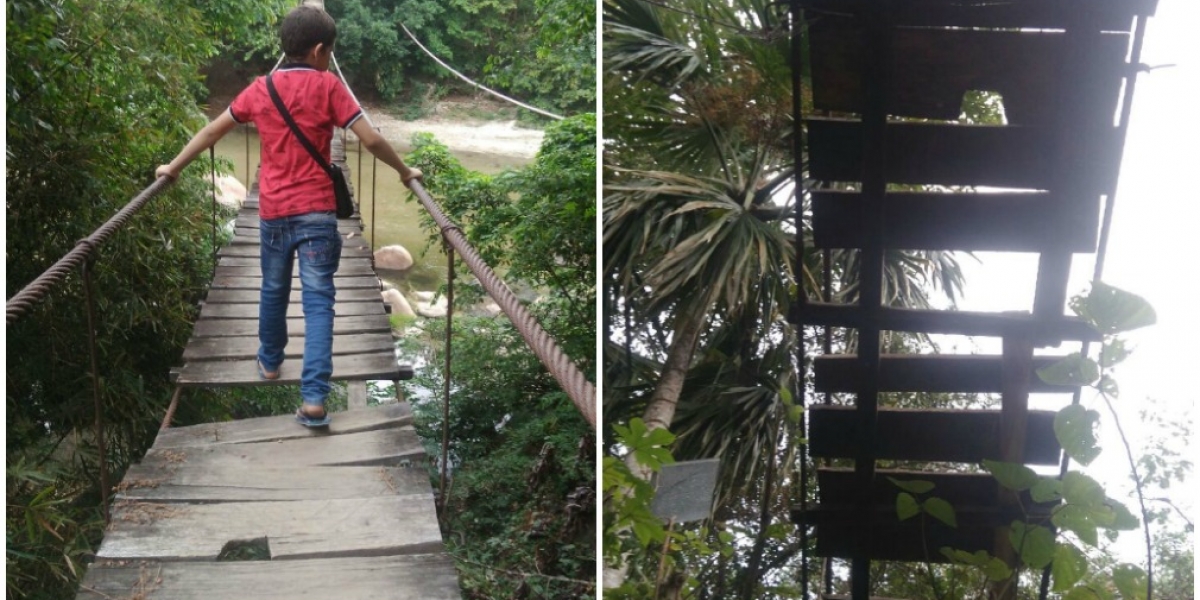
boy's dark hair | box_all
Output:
[280,6,337,59]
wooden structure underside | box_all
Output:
[789,0,1154,597]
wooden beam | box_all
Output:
[813,354,1077,394]
[798,0,1152,29]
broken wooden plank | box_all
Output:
[76,554,460,600]
[789,302,1101,345]
[202,287,383,304]
[181,332,396,361]
[143,427,424,469]
[797,0,1152,29]
[809,20,1128,124]
[811,191,1095,252]
[98,495,443,560]
[199,300,385,319]
[115,465,430,503]
[211,274,380,291]
[190,315,390,338]
[154,403,413,448]
[175,352,410,385]
[807,405,1060,465]
[812,354,1077,394]
[807,118,1120,191]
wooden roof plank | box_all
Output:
[813,354,1077,394]
[807,405,1061,464]
[812,190,1095,252]
[790,302,1101,344]
[796,0,1152,29]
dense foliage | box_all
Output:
[403,114,597,597]
[5,1,297,597]
[319,0,595,117]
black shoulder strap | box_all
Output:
[265,74,334,175]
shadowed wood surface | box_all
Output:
[79,403,458,599]
[807,405,1061,465]
[77,555,460,600]
[812,354,1078,394]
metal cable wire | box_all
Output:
[7,176,174,325]
[408,180,597,427]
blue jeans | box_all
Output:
[257,211,341,407]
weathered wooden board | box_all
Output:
[807,118,1120,191]
[809,20,1128,124]
[812,354,1076,394]
[98,494,443,560]
[811,191,1095,253]
[810,468,1054,517]
[143,427,424,469]
[199,300,385,319]
[218,255,376,269]
[219,244,374,259]
[116,465,431,502]
[790,302,1102,345]
[182,331,396,361]
[175,352,411,385]
[203,287,383,304]
[214,264,378,278]
[797,0,1151,29]
[155,403,413,448]
[190,315,390,338]
[77,554,460,600]
[815,519,994,563]
[211,274,380,290]
[235,213,364,230]
[807,405,1060,465]
[229,231,372,250]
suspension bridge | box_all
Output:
[5,3,594,597]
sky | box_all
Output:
[948,0,1199,557]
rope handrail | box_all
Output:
[397,22,564,121]
[6,176,175,325]
[407,179,596,427]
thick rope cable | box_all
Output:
[7,177,174,325]
[408,179,596,426]
[396,23,564,121]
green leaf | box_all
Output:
[1009,521,1056,569]
[1108,499,1140,531]
[1052,505,1100,547]
[923,497,957,528]
[1071,282,1156,335]
[1113,563,1147,600]
[1037,353,1100,387]
[1064,585,1114,600]
[1097,375,1119,398]
[1062,472,1105,506]
[982,556,1013,582]
[1051,543,1089,591]
[1054,405,1102,465]
[1099,338,1132,368]
[1031,477,1064,503]
[896,492,920,521]
[888,477,935,495]
[983,460,1039,491]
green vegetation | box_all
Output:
[403,115,596,598]
[317,0,595,119]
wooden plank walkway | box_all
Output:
[173,173,413,386]
[76,403,461,599]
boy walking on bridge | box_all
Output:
[157,6,421,427]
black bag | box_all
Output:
[265,74,355,219]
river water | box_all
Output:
[214,126,532,292]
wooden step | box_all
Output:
[77,555,461,600]
[811,191,1094,252]
[199,300,387,320]
[181,332,397,361]
[202,287,383,304]
[796,0,1152,29]
[790,303,1101,345]
[809,19,1129,124]
[211,274,381,291]
[807,405,1060,465]
[174,352,411,386]
[812,354,1077,394]
[214,263,378,278]
[153,403,414,448]
[190,315,391,338]
[807,117,1120,191]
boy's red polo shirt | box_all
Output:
[229,64,363,220]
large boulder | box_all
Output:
[381,288,416,318]
[375,245,414,271]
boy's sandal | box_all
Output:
[295,408,331,428]
[257,360,281,381]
